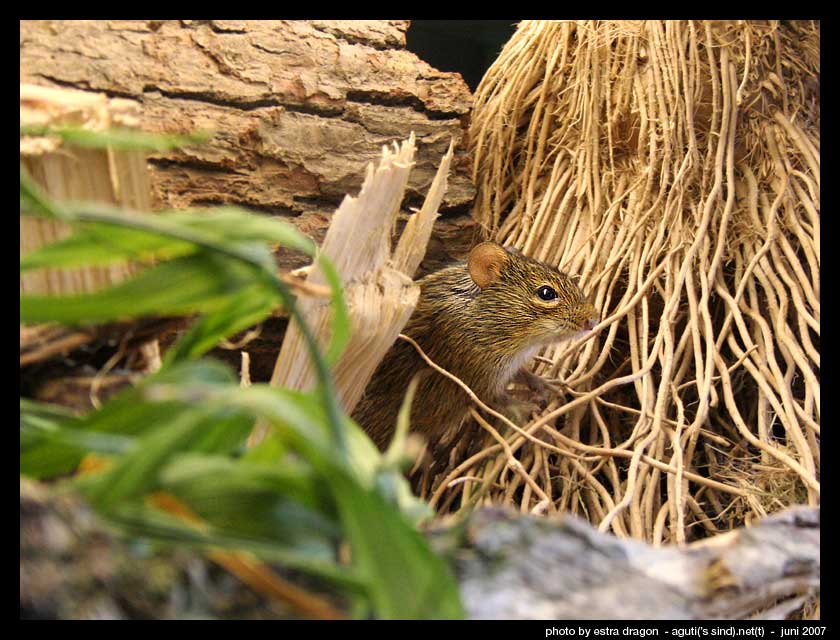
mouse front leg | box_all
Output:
[514,367,550,395]
[493,389,542,426]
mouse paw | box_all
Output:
[516,368,549,394]
[499,397,542,425]
[513,368,559,408]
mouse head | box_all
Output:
[468,241,599,351]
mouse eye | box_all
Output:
[537,285,558,301]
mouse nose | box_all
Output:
[581,315,599,332]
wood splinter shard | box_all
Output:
[248,134,454,446]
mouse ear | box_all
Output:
[468,241,509,289]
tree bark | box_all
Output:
[20,20,479,272]
[431,506,820,620]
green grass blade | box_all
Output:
[159,453,340,547]
[21,252,275,325]
[316,254,351,365]
[103,503,364,591]
[163,290,278,364]
[20,124,212,152]
[327,467,464,619]
[21,361,240,479]
[81,408,245,510]
[20,223,199,271]
[20,165,68,220]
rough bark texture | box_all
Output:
[20,20,479,274]
[430,506,820,620]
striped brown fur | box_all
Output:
[353,242,598,455]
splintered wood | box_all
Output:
[19,21,477,276]
[20,84,152,296]
[259,134,453,434]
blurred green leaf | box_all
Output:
[103,502,364,591]
[21,361,243,479]
[22,421,135,458]
[20,124,212,152]
[20,397,80,426]
[207,384,461,619]
[20,203,316,263]
[21,252,277,325]
[328,468,464,619]
[241,431,289,465]
[169,207,316,255]
[19,174,344,369]
[19,157,466,619]
[316,255,351,365]
[147,383,333,457]
[20,222,199,271]
[163,289,277,364]
[216,386,462,619]
[81,408,247,510]
[21,399,88,479]
[159,453,339,549]
[20,165,67,220]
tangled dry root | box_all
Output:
[428,20,819,546]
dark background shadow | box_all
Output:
[405,20,518,91]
